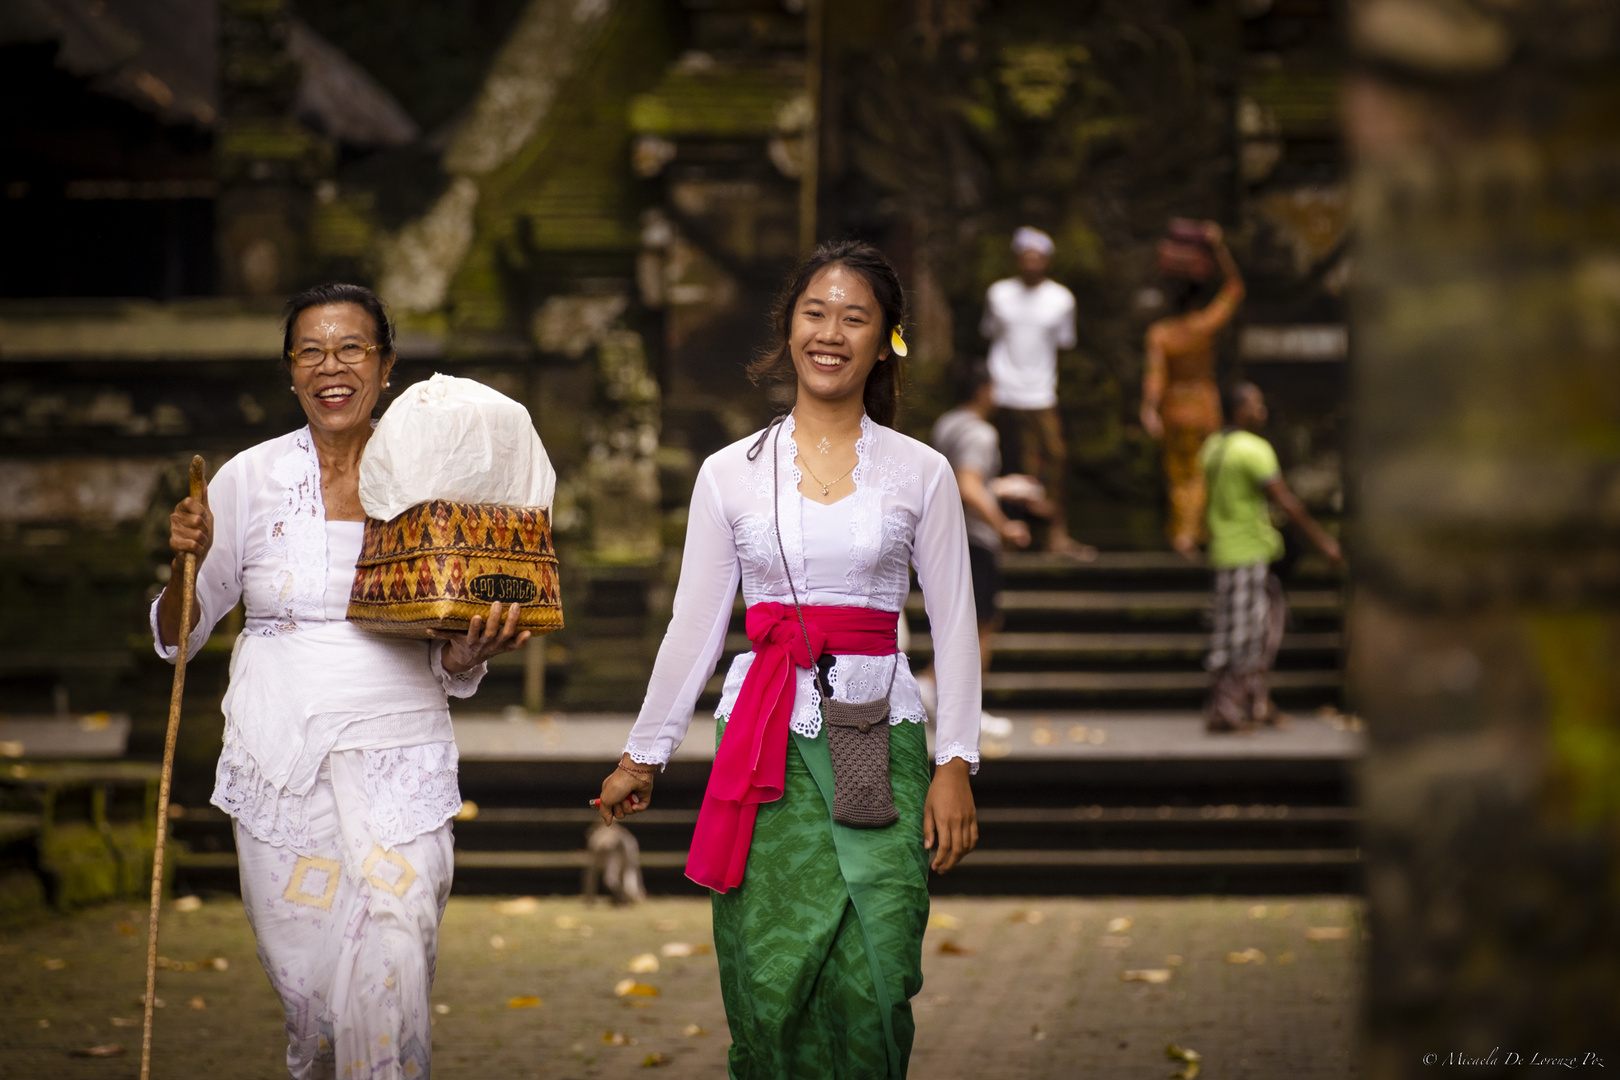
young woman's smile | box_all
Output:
[789,264,889,405]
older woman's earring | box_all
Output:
[889,326,908,358]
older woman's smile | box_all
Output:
[314,383,358,407]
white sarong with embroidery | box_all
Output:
[236,750,452,1080]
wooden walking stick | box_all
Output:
[141,455,205,1080]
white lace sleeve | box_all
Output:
[912,460,982,772]
[430,640,487,698]
[151,455,246,662]
[624,461,739,767]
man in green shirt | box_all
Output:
[1199,382,1343,732]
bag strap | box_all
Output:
[770,421,898,702]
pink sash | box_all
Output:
[685,602,898,892]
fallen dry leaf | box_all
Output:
[108,1017,136,1028]
[1099,935,1132,949]
[155,955,228,972]
[683,1024,708,1037]
[641,1052,670,1067]
[602,1031,636,1046]
[1276,904,1294,918]
[493,897,540,916]
[36,1019,48,1029]
[433,1004,451,1015]
[627,953,660,974]
[188,996,206,1011]
[660,942,710,958]
[937,940,975,956]
[554,916,580,930]
[71,1045,126,1058]
[454,800,479,821]
[489,936,506,950]
[1121,969,1172,984]
[926,913,962,931]
[41,958,65,970]
[1226,948,1266,965]
[172,895,202,913]
[614,979,659,997]
[1165,954,1184,966]
[1106,917,1133,934]
[1031,1024,1046,1041]
[1167,1042,1203,1079]
[1248,904,1269,919]
[1008,910,1044,924]
[1305,926,1350,941]
[506,995,542,1009]
[116,920,136,936]
[1277,951,1297,964]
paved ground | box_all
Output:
[1,894,1361,1079]
[449,710,1366,763]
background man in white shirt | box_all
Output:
[981,226,1095,559]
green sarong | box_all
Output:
[711,716,932,1080]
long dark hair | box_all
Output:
[280,282,396,366]
[746,239,907,429]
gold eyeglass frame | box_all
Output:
[285,343,381,368]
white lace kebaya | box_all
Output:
[149,427,484,852]
[625,414,982,773]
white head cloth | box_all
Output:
[1011,226,1055,256]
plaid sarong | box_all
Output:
[1206,562,1286,728]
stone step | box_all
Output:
[723,630,1343,658]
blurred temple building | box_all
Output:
[0,0,1348,725]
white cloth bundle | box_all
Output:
[360,373,556,521]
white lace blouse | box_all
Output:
[625,414,982,772]
[149,427,484,852]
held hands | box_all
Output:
[430,601,530,675]
[998,519,1031,549]
[596,754,655,825]
[923,758,978,873]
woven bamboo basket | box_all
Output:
[347,500,563,638]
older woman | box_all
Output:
[598,241,980,1079]
[154,283,525,1080]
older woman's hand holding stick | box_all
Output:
[142,455,206,1080]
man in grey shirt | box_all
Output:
[926,360,1040,737]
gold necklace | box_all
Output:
[799,454,855,497]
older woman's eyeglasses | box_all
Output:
[287,343,380,367]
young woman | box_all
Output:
[597,240,981,1079]
[156,283,526,1078]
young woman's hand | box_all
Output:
[597,754,655,825]
[431,601,530,675]
[923,758,978,873]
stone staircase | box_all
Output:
[171,550,1359,898]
